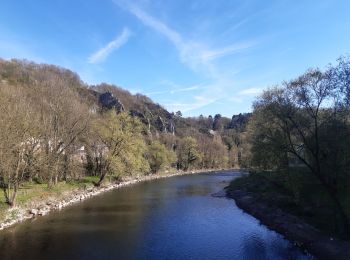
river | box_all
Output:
[0,171,311,259]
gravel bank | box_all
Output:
[0,169,217,231]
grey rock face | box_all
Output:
[99,92,125,112]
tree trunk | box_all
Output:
[9,184,18,207]
[5,182,18,207]
[48,176,53,189]
[95,173,106,187]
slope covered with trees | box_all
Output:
[0,59,249,207]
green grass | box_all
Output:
[0,176,101,223]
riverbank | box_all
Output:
[226,173,350,259]
[0,169,224,231]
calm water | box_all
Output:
[0,171,312,260]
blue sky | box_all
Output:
[1,0,350,117]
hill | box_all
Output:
[0,58,250,207]
[0,58,250,152]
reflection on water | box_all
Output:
[0,171,311,260]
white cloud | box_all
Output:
[147,82,203,96]
[88,27,131,64]
[114,1,254,73]
[166,95,216,112]
[199,42,255,63]
[125,3,183,48]
[113,1,257,114]
[223,87,262,106]
[170,85,200,94]
[162,79,229,113]
[238,87,263,96]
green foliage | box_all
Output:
[146,141,177,173]
[93,111,150,182]
[0,58,247,204]
[197,134,229,169]
[177,137,202,170]
[246,56,350,236]
[247,103,289,169]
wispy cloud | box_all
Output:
[118,2,183,48]
[170,85,200,94]
[199,42,254,62]
[238,87,263,96]
[114,1,257,114]
[147,85,201,95]
[114,1,254,72]
[166,95,216,113]
[225,87,263,106]
[88,27,131,64]
[147,81,204,96]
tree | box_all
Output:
[248,58,350,235]
[146,141,177,173]
[177,137,202,170]
[213,114,222,131]
[92,111,149,186]
[34,78,89,188]
[175,111,182,117]
[222,128,245,167]
[196,134,228,169]
[0,85,39,206]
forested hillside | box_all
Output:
[0,59,249,207]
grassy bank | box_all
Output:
[228,169,350,240]
[0,176,100,223]
[0,168,222,229]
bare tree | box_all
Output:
[0,85,39,206]
[33,75,89,187]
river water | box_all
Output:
[0,171,312,259]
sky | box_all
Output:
[1,0,350,117]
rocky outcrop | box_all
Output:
[169,120,175,135]
[99,92,125,112]
[154,115,176,134]
[130,109,144,118]
[156,116,167,133]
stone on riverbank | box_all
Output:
[0,169,221,231]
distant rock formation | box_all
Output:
[99,92,125,112]
[130,110,152,134]
[156,116,167,133]
[169,120,175,135]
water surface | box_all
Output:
[0,171,311,259]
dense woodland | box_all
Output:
[0,59,250,207]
